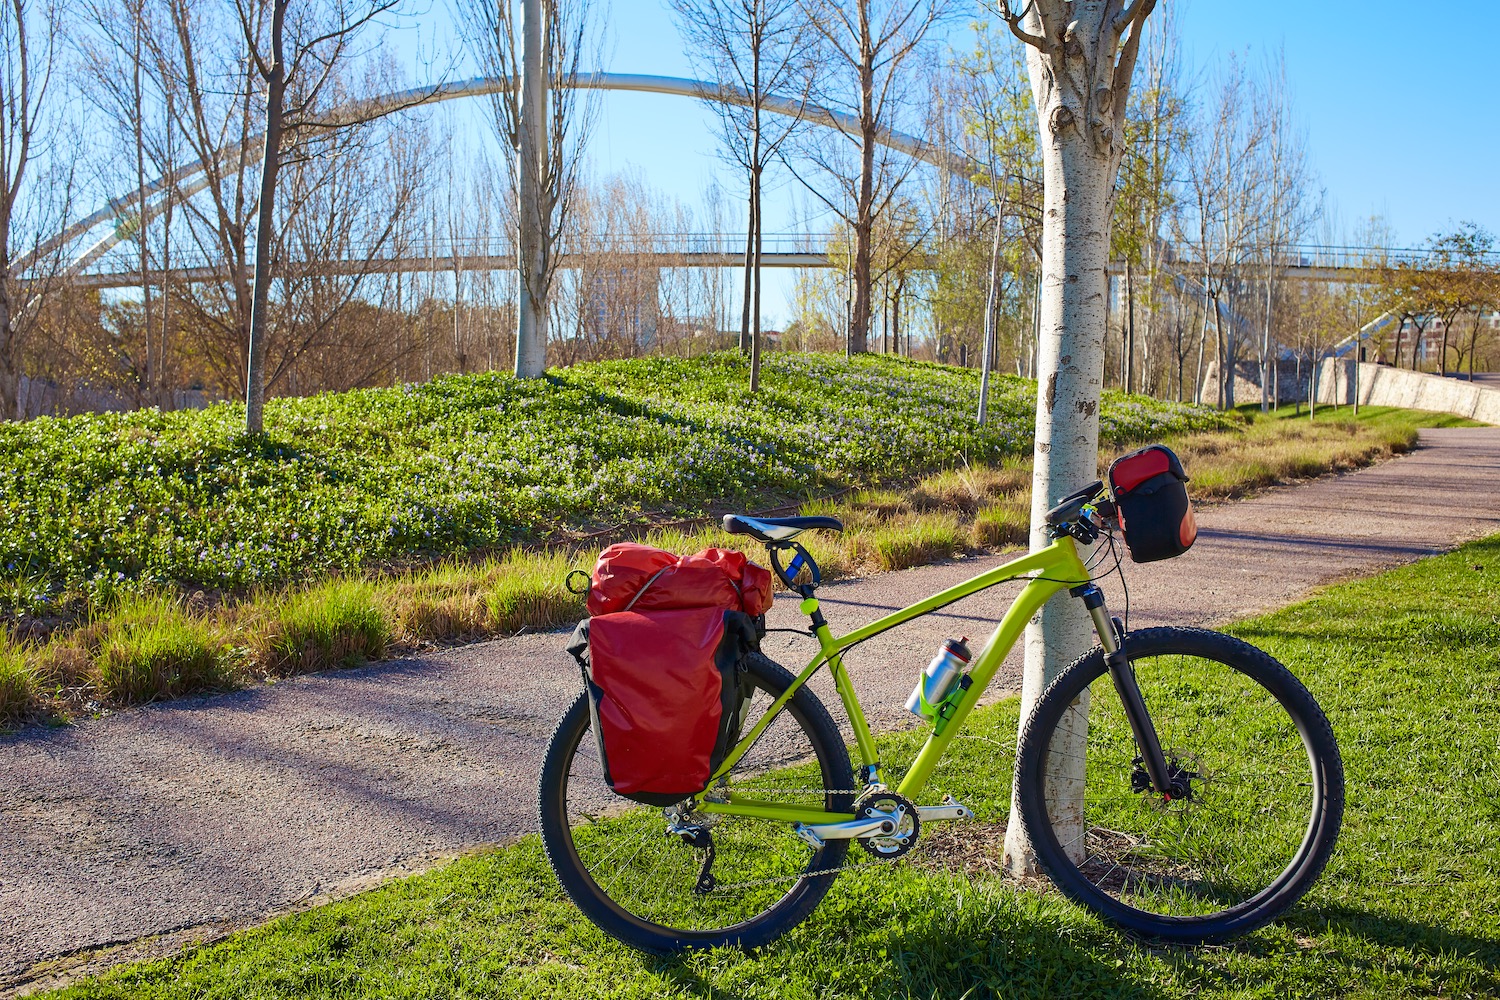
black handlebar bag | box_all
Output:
[1107,444,1197,563]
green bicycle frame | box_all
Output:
[695,535,1093,826]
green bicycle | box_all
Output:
[538,480,1344,952]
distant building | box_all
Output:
[578,267,660,348]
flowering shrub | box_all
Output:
[2,353,1226,605]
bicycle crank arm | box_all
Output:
[914,795,974,823]
[793,811,899,848]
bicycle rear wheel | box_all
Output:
[1015,627,1343,942]
[538,652,854,953]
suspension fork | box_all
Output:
[1072,583,1175,795]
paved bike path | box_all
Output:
[5,427,1500,989]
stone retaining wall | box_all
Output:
[1316,358,1500,423]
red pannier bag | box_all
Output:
[1107,444,1198,563]
[565,543,774,806]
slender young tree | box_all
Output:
[456,0,604,378]
[0,0,72,419]
[672,0,811,390]
[793,0,948,354]
[990,0,1160,875]
[236,0,409,433]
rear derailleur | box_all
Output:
[665,808,717,894]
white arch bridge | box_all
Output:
[35,72,976,281]
[37,73,1492,289]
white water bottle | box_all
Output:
[904,637,973,720]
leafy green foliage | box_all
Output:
[3,353,1223,608]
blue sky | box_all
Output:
[396,0,1500,323]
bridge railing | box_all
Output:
[69,236,1500,285]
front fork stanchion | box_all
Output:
[1072,583,1174,796]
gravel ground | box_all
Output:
[4,426,1500,990]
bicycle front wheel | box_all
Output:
[1015,627,1343,943]
[538,652,854,953]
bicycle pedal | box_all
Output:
[914,794,974,823]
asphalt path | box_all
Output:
[5,426,1500,988]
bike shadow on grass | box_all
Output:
[646,895,1499,999]
[1278,902,1500,984]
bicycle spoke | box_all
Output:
[1025,632,1333,928]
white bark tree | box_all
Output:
[0,0,72,419]
[456,0,603,378]
[991,0,1159,875]
[671,0,811,391]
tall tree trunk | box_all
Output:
[1194,291,1209,404]
[1211,291,1227,408]
[1260,273,1274,412]
[1123,262,1135,394]
[750,165,763,390]
[514,0,549,377]
[977,204,1004,425]
[1004,77,1124,874]
[892,277,903,356]
[739,189,754,355]
[245,0,287,435]
[0,259,16,419]
[848,13,876,355]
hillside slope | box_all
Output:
[4,353,1224,605]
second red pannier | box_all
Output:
[567,542,774,805]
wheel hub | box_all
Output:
[1130,754,1200,802]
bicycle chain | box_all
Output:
[688,785,952,893]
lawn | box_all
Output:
[0,388,1477,724]
[38,534,1500,999]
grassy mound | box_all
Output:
[2,353,1223,609]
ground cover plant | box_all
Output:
[33,535,1500,999]
[0,352,1224,610]
[0,400,1474,725]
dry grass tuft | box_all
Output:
[483,550,589,634]
[857,515,966,572]
[971,501,1031,549]
[914,461,1030,514]
[0,642,34,722]
[259,580,390,677]
[92,594,229,703]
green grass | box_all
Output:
[92,594,229,703]
[259,580,390,676]
[0,640,33,720]
[39,536,1500,998]
[1179,404,1484,499]
[2,398,1476,724]
[1246,402,1484,430]
[0,353,1226,611]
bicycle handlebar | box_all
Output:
[1044,480,1108,527]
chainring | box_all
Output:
[856,791,921,859]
